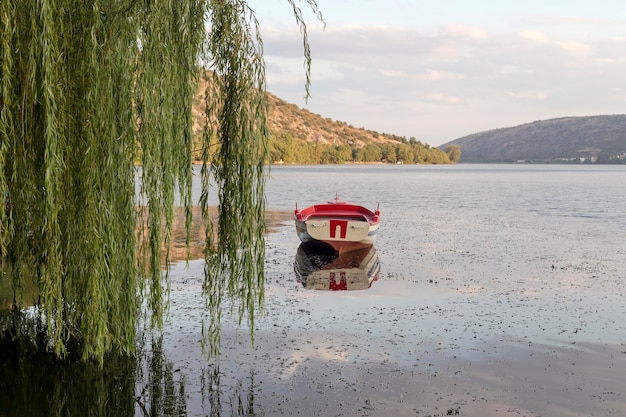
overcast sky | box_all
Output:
[249,0,626,147]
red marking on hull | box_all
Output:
[328,271,347,291]
[329,219,348,238]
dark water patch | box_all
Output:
[0,309,263,417]
[0,309,136,417]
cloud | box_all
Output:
[518,30,549,43]
[507,91,549,101]
[381,69,464,82]
[260,19,626,146]
[423,93,463,104]
[557,41,591,54]
[443,24,488,39]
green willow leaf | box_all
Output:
[0,0,323,364]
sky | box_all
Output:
[247,0,626,147]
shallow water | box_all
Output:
[4,164,626,416]
[263,164,626,348]
[166,164,626,416]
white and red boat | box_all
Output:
[294,196,380,254]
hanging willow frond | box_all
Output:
[135,0,205,330]
[0,0,15,257]
[287,0,325,100]
[0,0,323,364]
[201,0,269,357]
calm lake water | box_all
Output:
[3,164,626,416]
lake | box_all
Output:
[175,164,626,416]
[3,164,626,416]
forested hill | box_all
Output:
[267,93,400,147]
[264,93,453,164]
[439,115,626,163]
[192,83,453,164]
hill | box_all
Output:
[266,93,402,147]
[263,93,454,164]
[191,81,452,164]
[440,115,626,163]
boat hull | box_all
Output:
[294,198,380,254]
[295,218,378,253]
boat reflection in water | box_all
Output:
[294,243,380,291]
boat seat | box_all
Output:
[307,214,368,222]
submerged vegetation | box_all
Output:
[0,0,322,363]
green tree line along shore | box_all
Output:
[193,133,461,165]
[268,134,461,164]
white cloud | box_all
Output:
[256,2,626,146]
[380,69,464,82]
[557,41,591,54]
[423,93,463,104]
[507,91,549,101]
[518,30,549,43]
[444,24,488,39]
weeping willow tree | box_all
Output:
[0,0,323,363]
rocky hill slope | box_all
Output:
[191,80,452,164]
[192,80,408,148]
[266,93,403,147]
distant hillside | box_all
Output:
[192,79,410,147]
[266,93,402,147]
[440,115,626,163]
[192,79,452,164]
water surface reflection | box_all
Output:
[294,243,380,290]
[0,308,261,417]
[0,309,136,417]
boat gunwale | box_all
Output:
[296,203,378,224]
